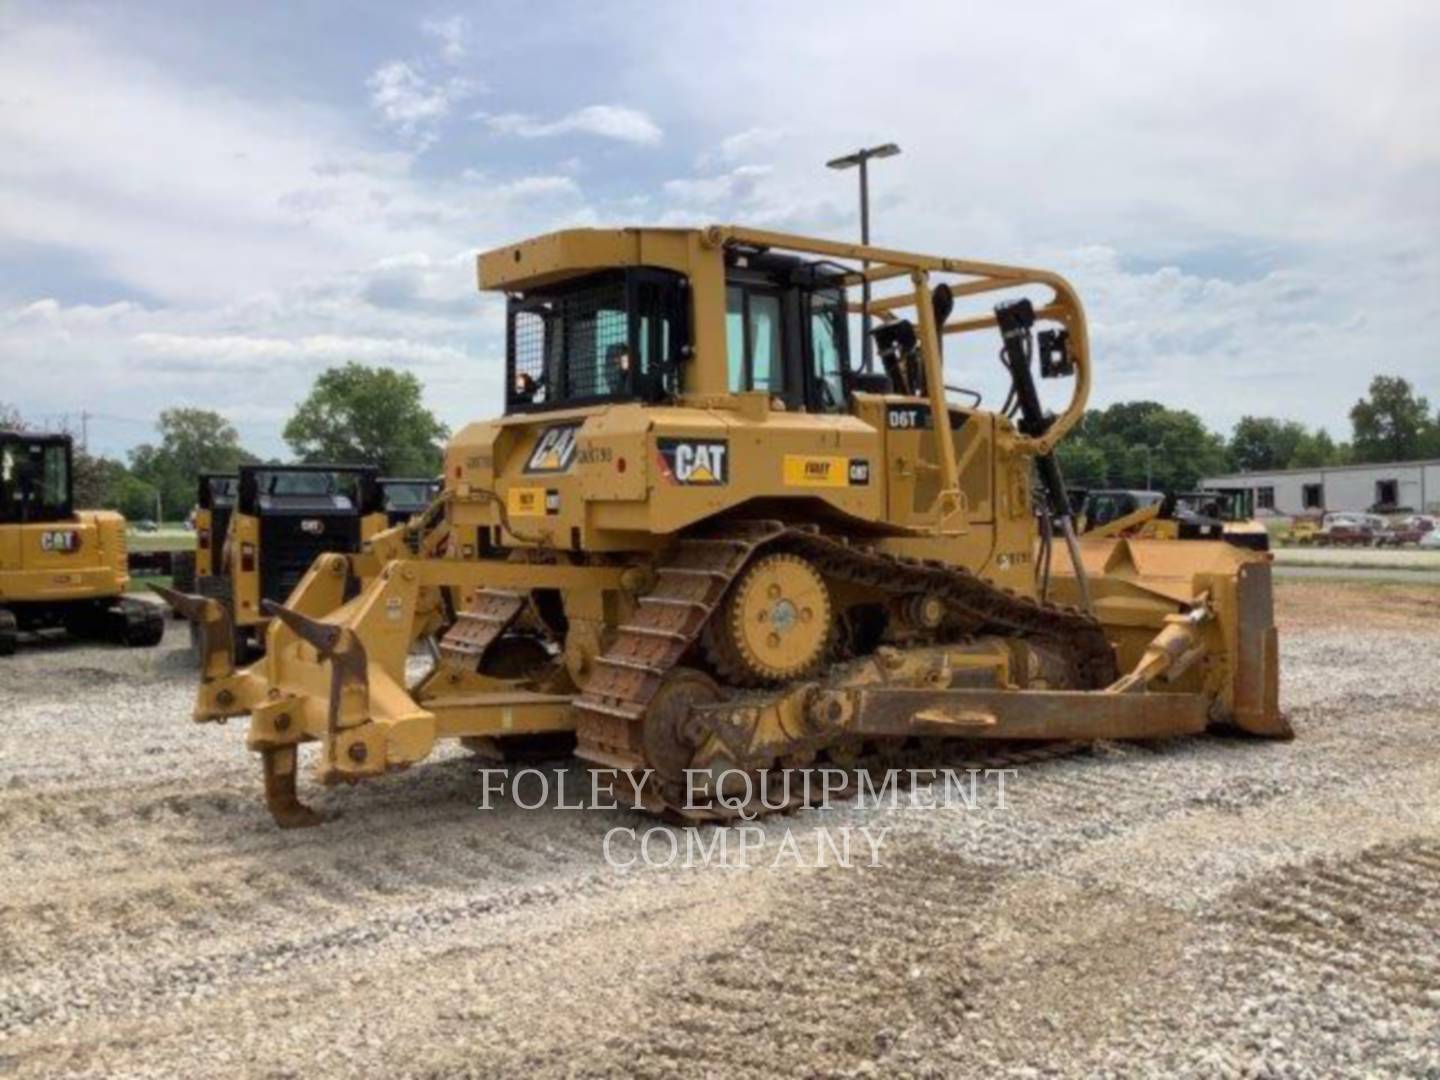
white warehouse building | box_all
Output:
[1200,459,1440,516]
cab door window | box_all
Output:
[726,285,785,396]
[806,287,847,413]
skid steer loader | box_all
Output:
[160,225,1287,827]
[0,429,164,653]
[190,464,387,660]
[378,476,442,526]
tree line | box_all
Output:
[3,363,447,522]
[1055,375,1440,491]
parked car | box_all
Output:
[1419,527,1440,550]
[1317,512,1387,547]
[1378,514,1438,547]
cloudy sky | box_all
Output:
[2,1,1437,460]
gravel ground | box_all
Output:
[1,582,1438,1078]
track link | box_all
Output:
[436,588,527,670]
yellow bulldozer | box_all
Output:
[1,429,164,654]
[161,226,1288,827]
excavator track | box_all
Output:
[573,521,1119,819]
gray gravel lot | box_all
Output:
[1,584,1437,1078]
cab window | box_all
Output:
[726,285,785,395]
[808,287,846,412]
[0,439,69,523]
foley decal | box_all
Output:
[506,486,558,516]
[524,423,581,474]
[657,438,728,485]
[782,455,870,488]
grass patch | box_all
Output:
[126,529,195,553]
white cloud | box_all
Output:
[662,164,771,205]
[421,15,468,63]
[367,61,474,145]
[701,126,785,168]
[483,104,662,145]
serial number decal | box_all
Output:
[576,445,613,466]
[40,530,81,553]
[780,456,871,488]
[657,439,728,486]
[524,423,581,474]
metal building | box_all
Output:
[1200,459,1440,516]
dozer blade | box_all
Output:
[150,583,236,683]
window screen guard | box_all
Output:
[506,269,686,412]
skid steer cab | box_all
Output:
[0,429,163,654]
[1080,489,1270,552]
[182,463,387,660]
[378,476,442,527]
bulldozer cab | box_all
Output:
[194,473,237,578]
[505,252,856,418]
[0,431,73,526]
[224,464,385,635]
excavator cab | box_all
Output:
[0,430,163,654]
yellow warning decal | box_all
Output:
[506,487,546,516]
[782,455,849,488]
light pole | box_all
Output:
[1140,443,1166,490]
[827,142,901,371]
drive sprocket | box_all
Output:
[705,551,832,686]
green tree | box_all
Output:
[72,453,130,510]
[1288,428,1338,468]
[0,402,23,430]
[110,473,161,522]
[1228,417,1308,472]
[1056,438,1110,489]
[1064,402,1228,490]
[283,363,448,475]
[129,408,255,520]
[1349,376,1434,463]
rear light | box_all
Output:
[198,528,210,550]
[241,542,256,573]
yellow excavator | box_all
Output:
[160,226,1287,827]
[1,430,164,654]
